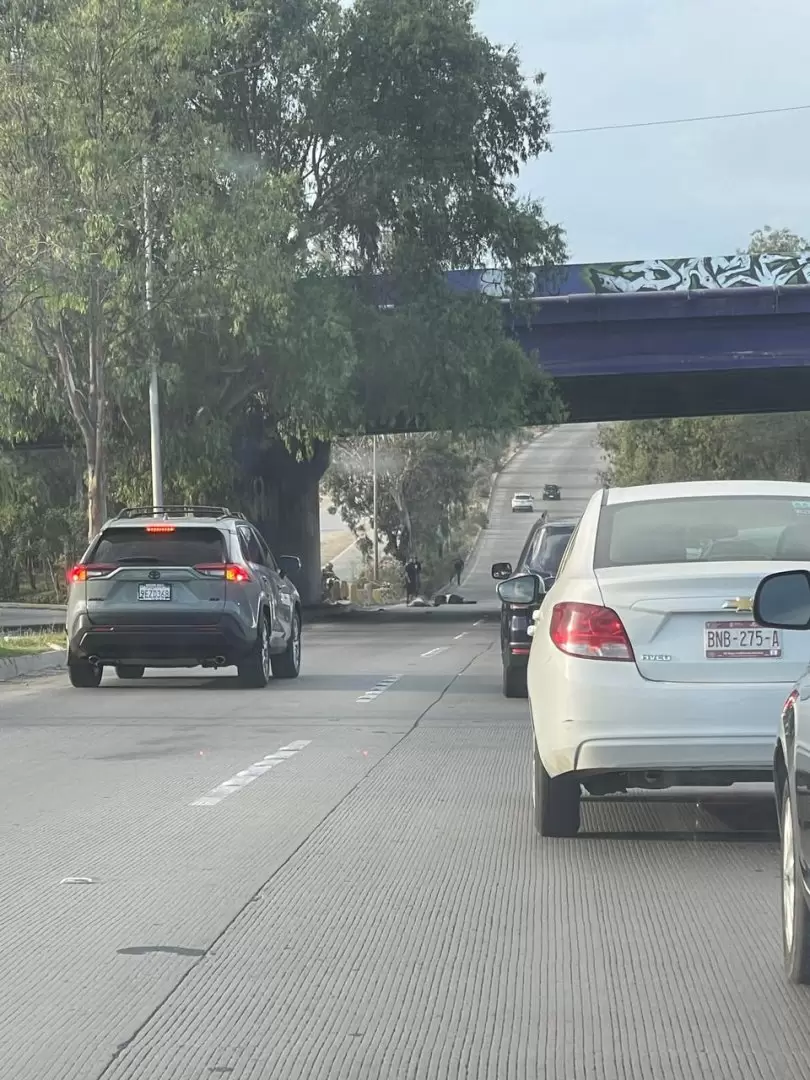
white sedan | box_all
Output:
[511,492,534,513]
[518,478,810,837]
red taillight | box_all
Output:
[66,563,116,584]
[194,563,251,583]
[145,524,176,533]
[549,601,634,661]
[783,689,799,716]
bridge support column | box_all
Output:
[239,437,330,607]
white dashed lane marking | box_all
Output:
[191,740,311,807]
[421,647,449,658]
[453,632,467,640]
[356,674,402,703]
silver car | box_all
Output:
[65,505,302,689]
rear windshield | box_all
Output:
[594,495,810,568]
[514,493,531,499]
[89,526,226,566]
[526,527,574,575]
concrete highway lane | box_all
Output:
[1,424,807,1080]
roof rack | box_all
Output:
[113,505,246,521]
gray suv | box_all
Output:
[65,505,302,689]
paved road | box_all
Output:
[0,604,65,629]
[1,424,806,1080]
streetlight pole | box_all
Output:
[372,435,379,583]
[142,153,164,509]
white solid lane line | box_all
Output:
[356,674,402,703]
[191,740,311,807]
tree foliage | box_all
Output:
[599,225,810,487]
[0,0,566,597]
[324,431,518,589]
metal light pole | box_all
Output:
[372,435,379,583]
[142,154,164,508]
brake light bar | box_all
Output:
[549,601,635,662]
[145,524,176,533]
[194,563,251,583]
[66,564,116,584]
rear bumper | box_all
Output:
[68,613,255,667]
[531,655,788,779]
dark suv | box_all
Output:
[65,505,303,689]
[491,518,577,697]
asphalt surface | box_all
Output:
[2,423,806,1080]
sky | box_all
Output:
[473,0,810,263]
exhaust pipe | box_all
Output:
[88,656,100,666]
[214,655,226,666]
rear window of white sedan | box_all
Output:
[594,495,810,568]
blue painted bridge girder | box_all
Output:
[443,255,810,422]
[514,284,810,378]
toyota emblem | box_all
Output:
[148,569,161,580]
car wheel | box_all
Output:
[68,656,102,688]
[532,738,581,837]
[237,613,272,688]
[271,612,301,680]
[781,783,810,983]
[115,664,145,680]
[502,662,527,698]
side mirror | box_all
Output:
[491,561,512,580]
[754,569,810,630]
[496,573,544,606]
[278,555,302,578]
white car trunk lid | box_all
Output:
[595,562,810,684]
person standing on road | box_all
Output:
[404,557,418,603]
[453,556,464,586]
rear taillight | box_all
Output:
[66,563,116,584]
[549,601,634,661]
[194,563,251,583]
[783,689,799,717]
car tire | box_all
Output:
[781,783,810,983]
[532,738,581,837]
[68,656,102,688]
[237,613,272,689]
[271,611,301,680]
[115,664,145,680]
[502,663,527,698]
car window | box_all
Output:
[90,526,226,566]
[594,495,810,568]
[238,526,264,565]
[555,522,580,578]
[254,530,278,571]
[527,528,574,575]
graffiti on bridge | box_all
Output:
[582,253,810,293]
[471,253,810,299]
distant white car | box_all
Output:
[511,492,534,513]
[520,479,810,837]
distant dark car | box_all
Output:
[543,484,561,501]
[491,517,578,698]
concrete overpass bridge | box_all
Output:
[446,252,810,422]
[267,251,810,603]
